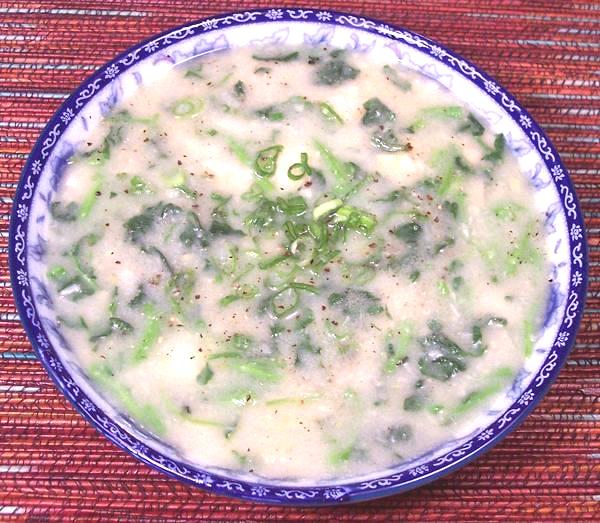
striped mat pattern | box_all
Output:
[0,1,598,520]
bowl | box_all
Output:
[9,8,587,505]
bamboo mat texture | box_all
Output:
[1,0,599,521]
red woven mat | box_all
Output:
[1,0,598,520]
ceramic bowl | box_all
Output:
[9,8,587,505]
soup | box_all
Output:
[44,46,547,481]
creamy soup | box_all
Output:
[44,46,547,481]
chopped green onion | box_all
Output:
[333,205,378,235]
[254,145,283,177]
[276,195,308,216]
[313,198,343,221]
[171,96,203,118]
[287,152,311,180]
[270,287,299,318]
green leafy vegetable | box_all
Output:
[252,51,299,62]
[167,269,196,314]
[256,105,285,121]
[428,144,470,197]
[132,303,161,363]
[506,224,542,276]
[230,333,254,352]
[89,317,134,343]
[451,276,464,290]
[328,288,384,318]
[79,172,103,219]
[412,105,463,131]
[361,98,396,126]
[179,211,208,248]
[313,140,357,197]
[184,64,203,79]
[329,444,357,465]
[50,201,78,222]
[434,236,456,255]
[383,65,411,91]
[124,202,182,244]
[458,112,485,136]
[370,129,409,153]
[449,367,513,416]
[88,363,165,435]
[315,54,359,85]
[387,424,413,443]
[197,363,214,385]
[318,102,344,124]
[227,358,282,383]
[493,201,525,221]
[482,134,506,163]
[50,233,101,301]
[233,80,246,100]
[384,322,413,372]
[163,168,197,199]
[393,222,422,245]
[209,193,243,236]
[129,285,147,309]
[418,326,469,381]
[226,137,253,167]
[404,393,426,411]
[130,175,152,195]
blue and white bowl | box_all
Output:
[9,9,587,505]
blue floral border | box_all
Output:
[9,8,588,505]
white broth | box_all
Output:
[44,46,547,481]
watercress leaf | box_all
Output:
[418,354,466,381]
[459,112,485,136]
[179,211,208,248]
[383,65,411,91]
[433,236,455,254]
[58,275,96,301]
[387,424,413,443]
[50,201,79,222]
[197,363,214,385]
[328,288,383,318]
[209,220,244,236]
[315,56,359,85]
[404,394,425,411]
[233,80,246,100]
[129,285,147,308]
[370,129,409,152]
[362,98,396,126]
[256,105,285,121]
[124,202,182,243]
[392,222,422,245]
[483,134,506,163]
[252,51,299,62]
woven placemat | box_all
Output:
[1,1,598,520]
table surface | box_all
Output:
[1,0,599,520]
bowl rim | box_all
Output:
[9,7,588,505]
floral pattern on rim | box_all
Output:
[8,8,586,506]
[477,428,494,441]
